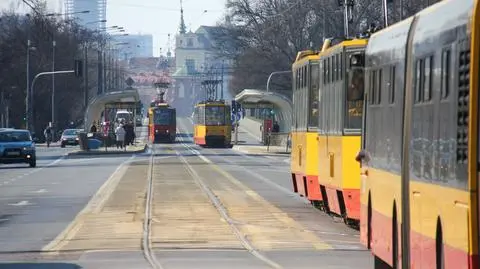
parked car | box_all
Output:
[60,129,82,148]
[0,129,36,167]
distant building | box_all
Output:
[64,0,106,30]
[111,34,154,60]
[172,26,233,115]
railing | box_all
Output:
[265,132,291,153]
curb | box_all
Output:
[232,145,290,156]
[67,144,149,156]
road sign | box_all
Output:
[125,77,135,86]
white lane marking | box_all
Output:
[8,200,33,206]
[1,154,68,183]
[31,189,47,193]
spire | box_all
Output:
[179,0,186,34]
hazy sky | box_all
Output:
[1,0,227,56]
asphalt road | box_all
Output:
[0,117,373,269]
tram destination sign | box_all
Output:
[104,102,141,109]
[240,102,274,109]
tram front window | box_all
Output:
[154,109,172,125]
[205,106,226,126]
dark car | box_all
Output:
[0,129,36,167]
[60,129,82,148]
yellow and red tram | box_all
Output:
[357,0,480,268]
[291,38,367,226]
[148,100,176,143]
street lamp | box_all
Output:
[45,10,90,17]
[45,10,90,136]
[266,71,291,92]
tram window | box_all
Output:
[424,56,433,102]
[323,60,327,85]
[303,65,307,88]
[326,58,330,83]
[369,71,376,105]
[340,53,343,80]
[414,59,424,103]
[347,68,364,101]
[331,56,335,82]
[308,64,320,127]
[441,49,451,99]
[335,55,339,81]
[376,69,382,105]
[389,66,395,104]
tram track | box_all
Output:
[141,140,283,269]
[142,150,163,269]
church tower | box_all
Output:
[179,0,187,34]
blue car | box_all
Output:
[0,129,36,167]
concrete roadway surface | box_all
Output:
[0,118,373,268]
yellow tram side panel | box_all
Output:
[291,131,320,199]
[194,124,231,145]
[194,124,207,145]
[317,135,361,219]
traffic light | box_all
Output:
[231,100,236,113]
[74,60,83,77]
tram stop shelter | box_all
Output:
[84,89,140,132]
[234,89,292,146]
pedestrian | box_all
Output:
[44,125,52,147]
[273,121,280,133]
[90,121,97,133]
[115,124,126,149]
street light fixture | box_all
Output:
[45,10,90,17]
[44,10,90,135]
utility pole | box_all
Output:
[382,0,389,28]
[97,45,103,95]
[339,0,354,39]
[52,38,56,136]
[221,60,224,100]
[25,14,31,131]
[0,88,4,128]
[83,42,89,109]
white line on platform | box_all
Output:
[8,200,34,206]
[31,189,47,194]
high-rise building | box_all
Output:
[64,0,106,30]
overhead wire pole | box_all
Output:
[382,0,389,28]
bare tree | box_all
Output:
[214,0,431,97]
[0,2,119,134]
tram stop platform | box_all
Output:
[67,124,149,157]
[232,120,290,156]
